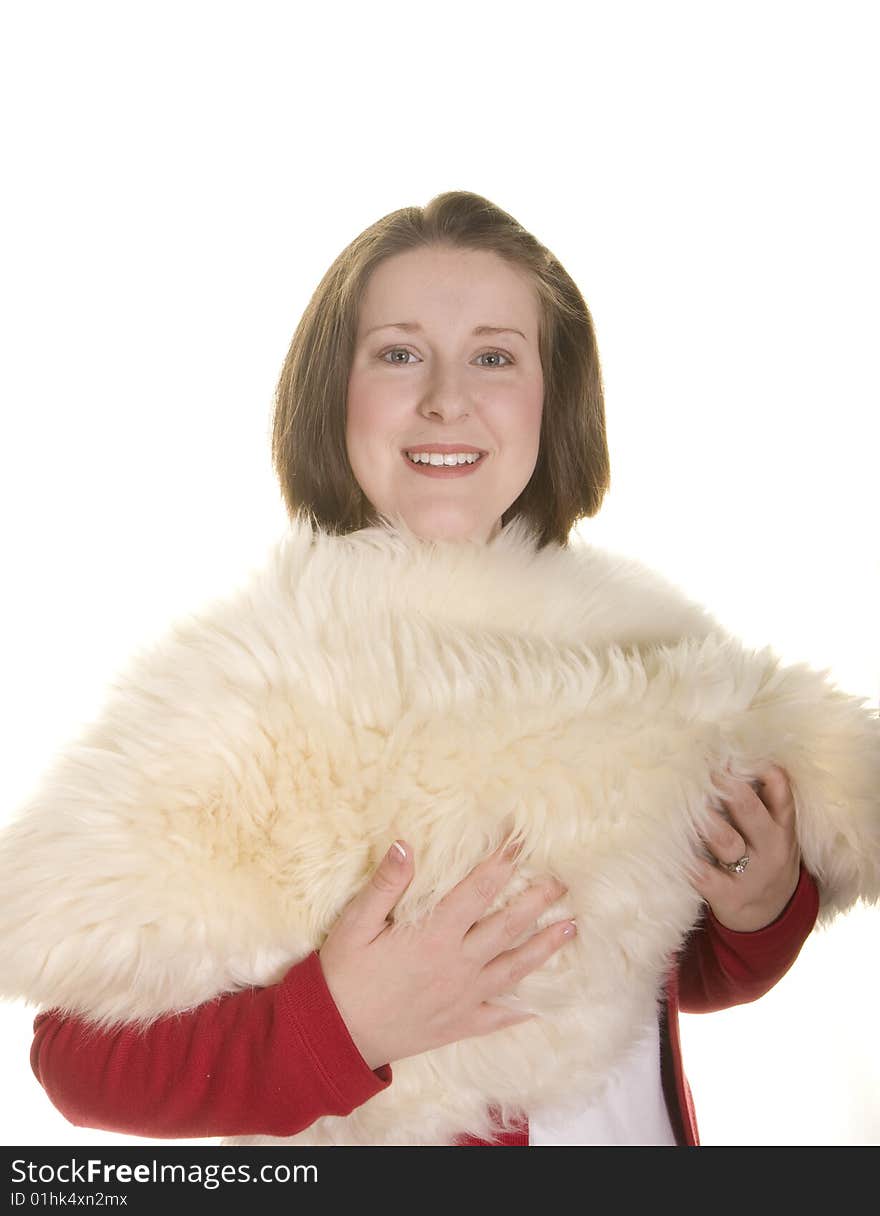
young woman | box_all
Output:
[23,191,823,1145]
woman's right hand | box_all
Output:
[317,840,575,1071]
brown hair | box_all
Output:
[271,190,610,550]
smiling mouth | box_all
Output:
[401,449,487,476]
[402,451,487,466]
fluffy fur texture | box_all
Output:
[1,515,878,1146]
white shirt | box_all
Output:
[528,1015,677,1146]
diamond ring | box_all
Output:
[723,853,750,875]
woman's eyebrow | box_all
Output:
[364,322,527,341]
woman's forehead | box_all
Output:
[357,248,539,339]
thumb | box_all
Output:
[337,839,414,945]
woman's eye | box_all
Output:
[380,348,512,367]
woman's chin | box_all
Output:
[403,515,497,545]
[373,500,496,545]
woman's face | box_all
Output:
[346,245,544,543]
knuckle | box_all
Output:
[769,836,798,870]
[507,957,529,986]
[765,766,792,801]
[715,825,739,851]
[474,878,498,905]
[739,791,762,814]
[542,880,566,908]
[370,867,400,895]
[416,920,440,950]
[706,809,731,838]
[778,796,797,823]
[764,762,787,785]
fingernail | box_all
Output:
[503,839,524,862]
[561,920,577,937]
[388,840,407,864]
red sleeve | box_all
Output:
[30,950,392,1139]
[675,863,820,1013]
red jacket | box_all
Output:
[30,866,819,1147]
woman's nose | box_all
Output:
[421,399,471,421]
[418,379,471,422]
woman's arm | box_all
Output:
[678,765,820,1012]
[676,861,819,1012]
[30,950,391,1140]
[30,840,572,1140]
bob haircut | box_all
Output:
[271,190,610,550]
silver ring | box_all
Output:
[723,853,750,875]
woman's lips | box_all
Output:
[401,452,487,479]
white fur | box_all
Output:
[0,515,877,1146]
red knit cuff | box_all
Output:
[277,951,392,1115]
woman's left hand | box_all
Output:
[691,764,802,932]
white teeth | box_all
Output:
[405,452,482,466]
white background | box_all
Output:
[1,1,877,1147]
